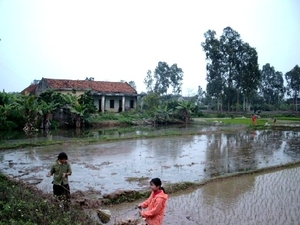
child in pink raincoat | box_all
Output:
[138,178,168,225]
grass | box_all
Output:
[204,116,300,126]
[0,174,100,225]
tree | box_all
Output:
[175,101,196,124]
[197,86,205,105]
[235,42,261,111]
[201,30,225,111]
[13,94,42,132]
[61,94,87,128]
[0,92,32,130]
[78,90,97,114]
[144,62,184,95]
[169,64,183,94]
[154,105,173,124]
[142,92,161,116]
[128,81,137,90]
[260,63,284,108]
[144,70,154,93]
[202,27,261,112]
[285,65,300,111]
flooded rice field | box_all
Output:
[108,166,300,225]
[0,124,220,146]
[1,124,300,224]
[0,127,299,198]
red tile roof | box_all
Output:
[21,84,38,95]
[43,78,137,94]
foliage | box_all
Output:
[141,93,161,116]
[0,173,99,225]
[154,105,173,124]
[260,63,285,107]
[128,81,137,90]
[0,89,100,130]
[39,90,65,107]
[285,65,300,111]
[144,61,183,95]
[13,94,42,131]
[61,93,96,128]
[0,92,24,130]
[78,90,97,115]
[175,101,196,124]
[201,27,261,112]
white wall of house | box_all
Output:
[93,95,136,112]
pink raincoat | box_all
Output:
[141,190,168,225]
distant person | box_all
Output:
[252,114,257,125]
[47,152,72,203]
[273,118,277,125]
[138,178,168,225]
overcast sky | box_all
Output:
[0,0,299,95]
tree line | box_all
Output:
[141,26,300,114]
[1,26,299,131]
[201,26,300,112]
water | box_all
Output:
[107,166,300,225]
[0,128,299,196]
[0,124,219,146]
[1,125,300,224]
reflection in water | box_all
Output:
[0,124,221,147]
[0,129,299,197]
[283,131,300,157]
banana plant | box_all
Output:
[38,100,60,129]
[154,105,173,124]
[12,94,41,132]
[61,93,88,128]
[175,101,196,124]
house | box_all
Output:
[33,78,138,112]
[21,84,38,95]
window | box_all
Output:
[110,100,114,108]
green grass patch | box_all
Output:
[0,174,100,225]
[276,117,300,122]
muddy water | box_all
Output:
[107,166,300,225]
[0,129,299,198]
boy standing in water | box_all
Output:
[138,178,168,225]
[47,152,72,202]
